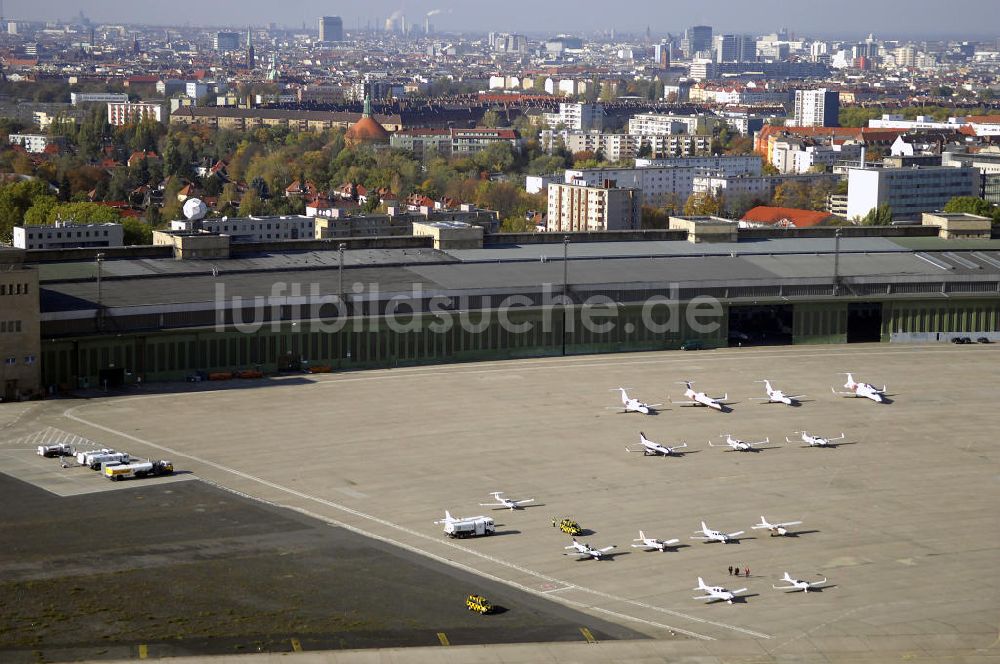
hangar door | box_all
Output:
[727,305,793,346]
[847,303,883,343]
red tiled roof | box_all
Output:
[741,206,834,228]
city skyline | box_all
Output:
[4,0,1000,39]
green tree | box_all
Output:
[473,142,515,173]
[0,179,54,242]
[861,204,893,226]
[943,196,999,222]
[482,109,501,128]
[683,192,723,217]
[121,218,153,245]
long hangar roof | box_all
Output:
[38,238,1000,314]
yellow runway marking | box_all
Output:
[290,637,302,652]
[580,627,597,644]
[138,644,148,659]
[437,632,450,646]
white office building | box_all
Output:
[14,222,124,250]
[169,216,315,242]
[846,166,980,220]
[547,181,642,232]
[8,133,65,154]
[70,92,129,105]
[565,156,761,207]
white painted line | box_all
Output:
[64,406,773,641]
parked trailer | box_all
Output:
[37,443,74,458]
[86,452,131,470]
[104,460,174,481]
[76,449,115,466]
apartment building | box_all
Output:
[107,101,165,126]
[793,89,840,128]
[547,180,642,232]
[542,103,604,131]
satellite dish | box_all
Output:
[183,198,208,221]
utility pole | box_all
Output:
[338,242,346,302]
[833,229,841,296]
[562,236,569,356]
[95,252,104,330]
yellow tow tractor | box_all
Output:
[557,518,582,536]
[466,594,493,615]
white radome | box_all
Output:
[183,198,208,221]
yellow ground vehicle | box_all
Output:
[466,594,492,614]
[558,518,582,535]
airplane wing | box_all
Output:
[730,587,747,595]
[630,543,652,548]
[751,523,769,530]
[689,535,709,540]
[773,584,797,590]
[777,521,803,528]
[514,498,535,506]
[598,545,616,553]
[646,403,663,409]
[692,594,715,600]
[786,394,806,400]
[810,577,828,586]
[831,387,857,397]
[661,538,680,546]
[727,530,745,538]
[625,446,645,453]
[562,552,589,558]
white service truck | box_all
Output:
[436,511,495,538]
[83,451,131,470]
[37,443,74,458]
[75,449,115,466]
[104,460,174,481]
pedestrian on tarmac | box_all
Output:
[728,565,733,576]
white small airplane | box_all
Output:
[750,379,804,406]
[709,434,769,452]
[772,572,828,593]
[631,530,681,552]
[832,373,886,403]
[693,577,747,604]
[786,431,847,448]
[563,538,616,560]
[625,432,688,457]
[611,387,661,415]
[752,515,803,536]
[479,491,535,510]
[670,381,730,411]
[691,521,744,544]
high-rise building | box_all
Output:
[654,43,670,68]
[793,89,840,127]
[685,25,713,57]
[213,31,240,51]
[715,34,757,63]
[319,16,343,42]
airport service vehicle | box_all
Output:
[680,339,705,351]
[435,511,495,538]
[693,577,746,604]
[832,373,886,403]
[466,594,493,614]
[709,434,769,452]
[631,530,681,552]
[670,381,730,411]
[610,387,661,415]
[772,572,827,593]
[37,443,74,457]
[752,516,803,536]
[81,451,131,470]
[787,431,847,448]
[691,521,744,544]
[750,380,804,406]
[104,460,173,480]
[75,448,115,466]
[625,432,687,457]
[563,538,615,560]
[556,518,582,535]
[479,491,534,511]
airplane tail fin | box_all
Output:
[782,571,793,582]
[701,521,708,531]
[638,530,645,540]
[697,576,706,589]
[445,510,453,522]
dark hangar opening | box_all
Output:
[727,305,793,346]
[847,302,883,343]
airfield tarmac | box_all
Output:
[2,342,999,662]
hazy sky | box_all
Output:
[8,0,1000,38]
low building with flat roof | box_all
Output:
[14,222,123,250]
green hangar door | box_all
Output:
[847,302,883,343]
[727,305,793,346]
